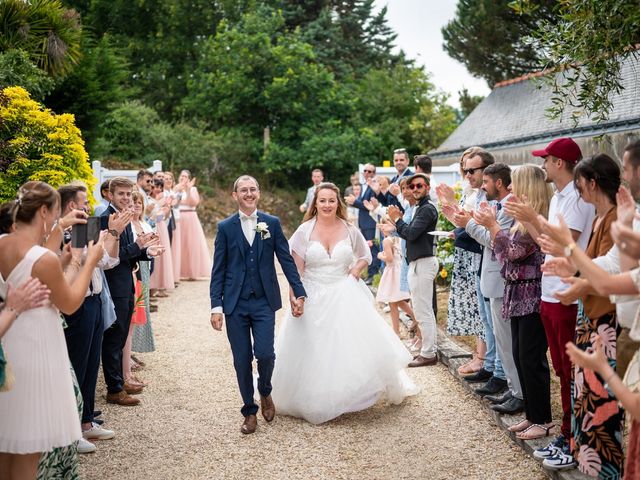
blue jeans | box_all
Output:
[476,279,505,379]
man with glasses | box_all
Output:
[346,163,381,284]
[376,149,414,209]
[388,173,439,367]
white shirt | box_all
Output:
[541,182,596,303]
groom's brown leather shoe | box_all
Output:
[241,415,257,434]
[260,395,276,422]
[408,354,438,368]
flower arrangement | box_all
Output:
[435,182,463,287]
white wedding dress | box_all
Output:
[271,220,419,425]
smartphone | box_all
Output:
[71,217,101,248]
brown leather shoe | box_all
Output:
[241,415,257,434]
[106,390,140,406]
[260,395,276,422]
[408,354,438,368]
[123,381,144,395]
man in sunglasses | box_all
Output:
[345,163,381,284]
[388,173,439,367]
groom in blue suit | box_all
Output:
[210,175,307,434]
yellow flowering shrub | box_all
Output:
[0,86,94,202]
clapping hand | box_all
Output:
[472,202,497,228]
[616,186,637,226]
[367,177,381,194]
[566,334,608,372]
[5,277,50,314]
[147,244,166,257]
[378,221,396,236]
[553,277,589,305]
[435,183,456,206]
[538,214,573,257]
[611,220,640,259]
[108,211,133,236]
[363,198,379,211]
[541,257,577,277]
[387,205,402,222]
[452,208,473,228]
[504,195,536,224]
[344,194,355,206]
[441,203,460,223]
[388,183,401,197]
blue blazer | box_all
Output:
[209,211,306,314]
[351,186,377,236]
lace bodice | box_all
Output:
[303,238,355,285]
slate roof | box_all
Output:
[431,54,640,159]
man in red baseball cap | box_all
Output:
[532,137,582,164]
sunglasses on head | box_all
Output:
[463,166,484,175]
[393,148,407,154]
[408,183,426,190]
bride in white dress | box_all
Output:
[272,183,419,425]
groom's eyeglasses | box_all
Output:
[408,183,427,190]
[237,187,259,194]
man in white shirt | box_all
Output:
[300,169,324,213]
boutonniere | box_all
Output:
[255,222,271,240]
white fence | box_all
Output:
[91,160,162,200]
[358,163,462,186]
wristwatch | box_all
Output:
[563,242,577,257]
[108,229,119,238]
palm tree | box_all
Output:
[0,0,82,77]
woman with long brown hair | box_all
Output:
[271,183,419,424]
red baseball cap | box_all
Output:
[531,137,582,163]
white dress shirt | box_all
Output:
[240,209,258,246]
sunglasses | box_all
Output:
[463,166,484,175]
[393,148,407,154]
[408,183,426,190]
[363,169,375,174]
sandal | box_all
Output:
[516,423,555,440]
[507,419,532,433]
[457,354,484,375]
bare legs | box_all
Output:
[0,452,40,480]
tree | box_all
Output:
[0,86,94,201]
[0,0,82,77]
[513,0,640,123]
[457,87,484,122]
[442,0,556,86]
[0,49,55,101]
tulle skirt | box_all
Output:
[0,307,81,453]
[272,276,419,425]
[149,220,174,291]
[178,211,211,280]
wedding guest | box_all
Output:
[388,173,439,367]
[377,148,413,208]
[443,151,506,395]
[0,181,103,479]
[100,177,161,407]
[344,172,359,197]
[57,183,126,452]
[131,191,156,358]
[300,169,324,213]
[376,232,414,336]
[439,147,485,375]
[567,335,640,480]
[345,163,381,285]
[346,183,361,224]
[474,165,554,440]
[164,171,181,282]
[175,170,211,280]
[537,154,623,475]
[506,138,595,463]
[94,180,111,216]
[136,169,153,200]
[455,163,524,412]
[149,178,174,297]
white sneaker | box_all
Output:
[83,423,115,440]
[77,437,96,454]
[543,450,577,470]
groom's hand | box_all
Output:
[210,313,223,331]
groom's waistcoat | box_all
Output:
[240,236,265,300]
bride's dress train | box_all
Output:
[272,236,419,425]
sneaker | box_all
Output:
[533,435,566,459]
[77,437,96,454]
[543,450,577,470]
[83,423,115,440]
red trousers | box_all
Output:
[540,301,577,439]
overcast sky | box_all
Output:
[373,0,491,108]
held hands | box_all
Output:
[290,297,305,317]
[210,313,224,331]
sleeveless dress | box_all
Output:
[271,235,419,425]
[149,200,175,291]
[376,239,410,303]
[0,245,81,453]
[178,187,211,279]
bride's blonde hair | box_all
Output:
[303,182,349,222]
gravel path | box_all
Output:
[80,266,546,480]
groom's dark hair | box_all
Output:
[233,175,260,192]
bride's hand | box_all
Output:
[348,267,361,280]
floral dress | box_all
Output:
[571,208,624,479]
